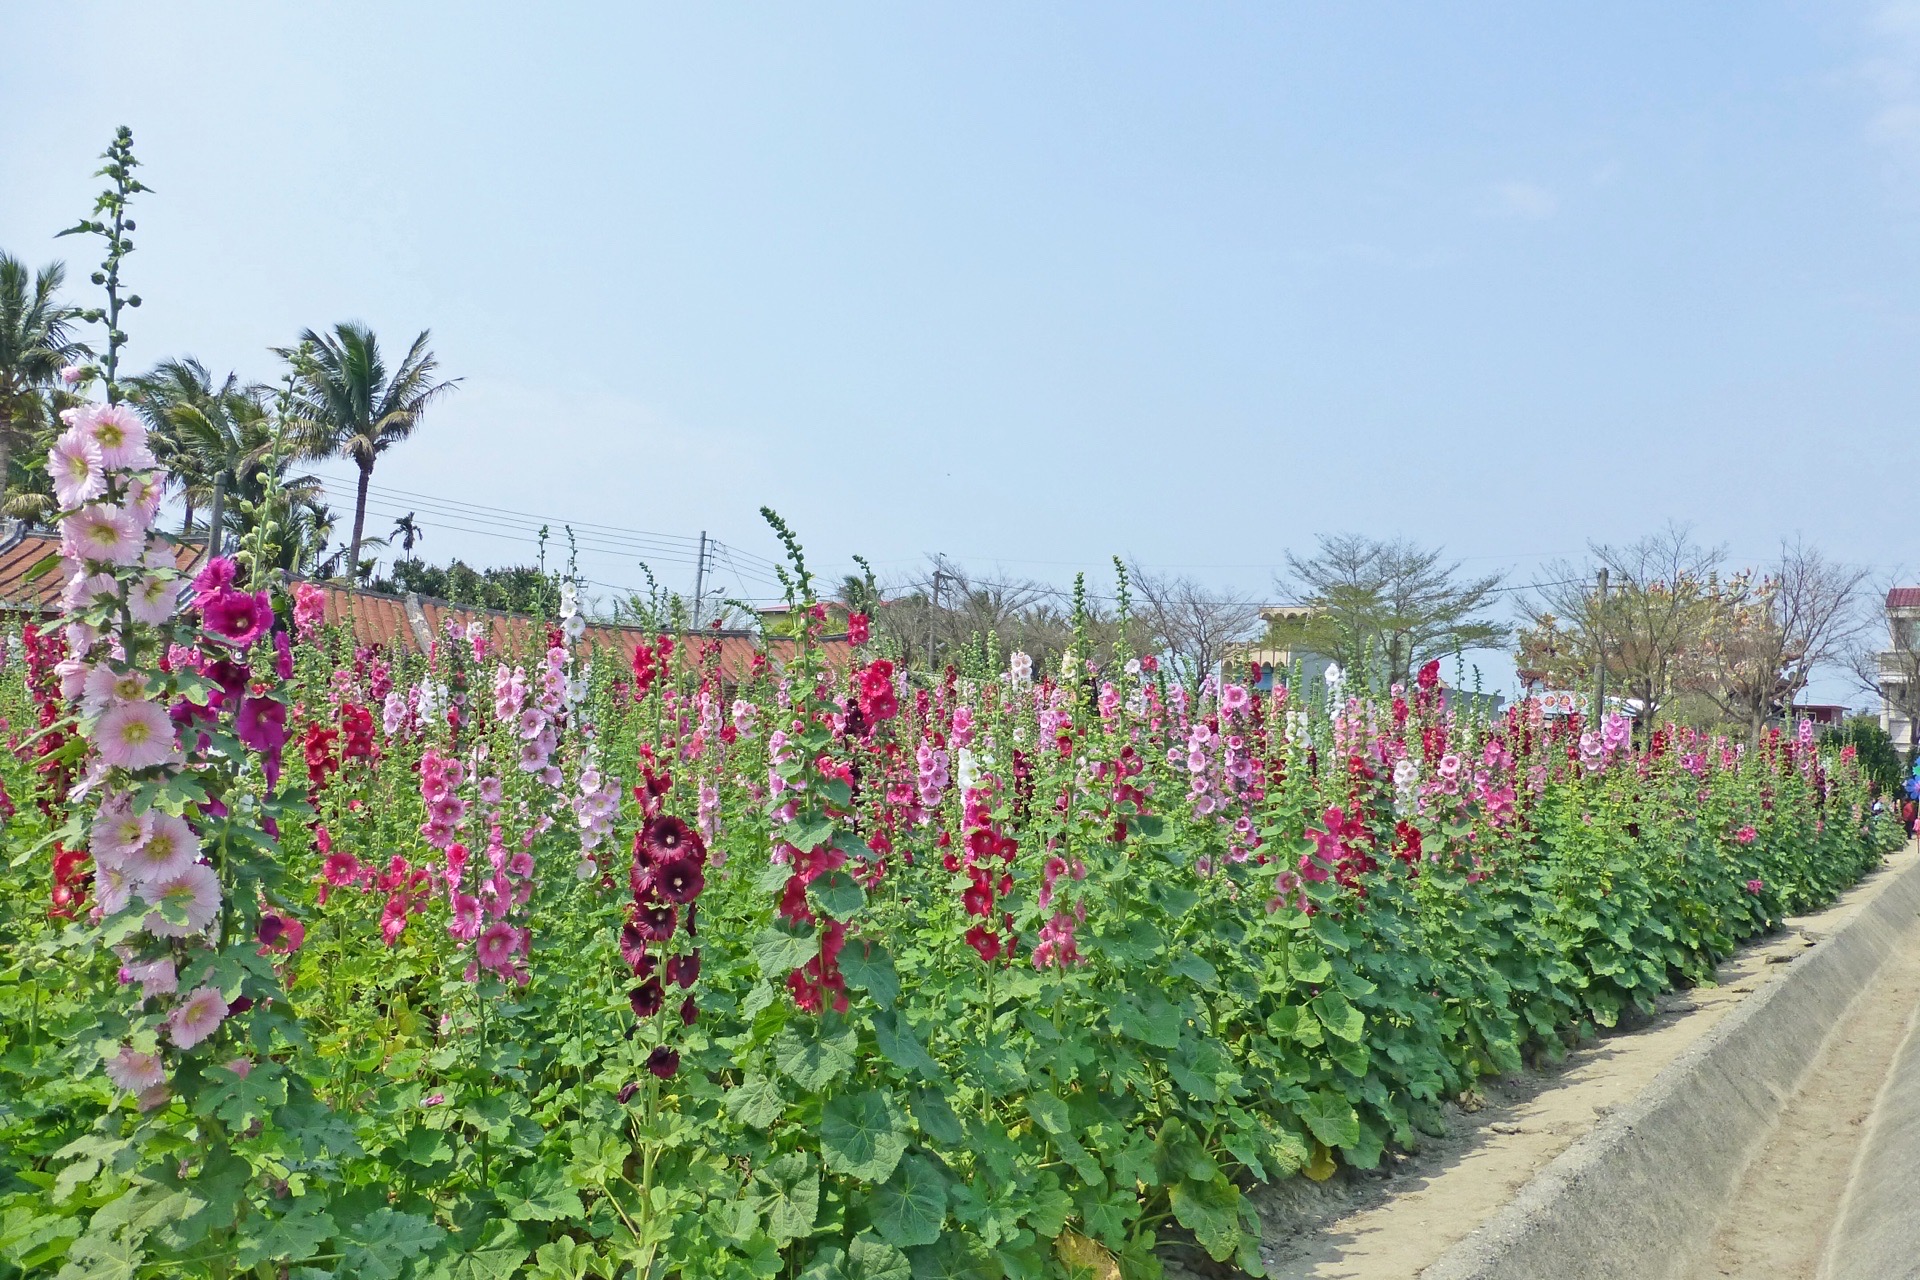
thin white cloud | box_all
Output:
[1487,180,1559,221]
[1859,1,1920,183]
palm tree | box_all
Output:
[392,511,424,556]
[282,324,458,581]
[130,356,239,535]
[0,253,86,512]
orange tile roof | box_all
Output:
[0,524,851,678]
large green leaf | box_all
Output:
[234,1196,335,1267]
[727,1074,790,1129]
[1310,992,1365,1043]
[870,1154,948,1248]
[873,1011,942,1080]
[1300,1091,1361,1150]
[758,1153,820,1244]
[753,925,821,979]
[822,1090,909,1183]
[810,868,868,919]
[336,1209,444,1280]
[841,940,899,1009]
[1168,1174,1244,1263]
[775,1023,859,1091]
[849,1235,912,1280]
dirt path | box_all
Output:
[1201,842,1920,1280]
[1694,908,1920,1279]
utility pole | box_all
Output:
[1593,566,1609,731]
[207,475,225,562]
[929,559,947,675]
[691,531,708,630]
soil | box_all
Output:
[1159,842,1920,1280]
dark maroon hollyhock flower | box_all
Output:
[619,920,657,975]
[617,1081,640,1104]
[641,815,703,864]
[664,951,701,988]
[632,902,677,943]
[257,915,287,947]
[229,996,254,1014]
[685,902,697,939]
[646,1046,680,1079]
[628,857,655,904]
[653,852,705,905]
[679,995,697,1027]
[629,978,664,1018]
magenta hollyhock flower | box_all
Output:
[190,556,237,606]
[202,588,273,649]
[96,699,178,770]
[235,696,289,755]
[167,985,229,1049]
[256,913,305,954]
[105,1045,165,1092]
[142,863,221,938]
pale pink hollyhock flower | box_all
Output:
[223,1058,253,1079]
[124,812,200,885]
[62,570,117,613]
[56,655,91,702]
[84,403,156,471]
[135,1083,171,1111]
[94,862,134,915]
[91,799,154,869]
[59,363,86,385]
[141,863,221,938]
[125,473,166,526]
[167,985,228,1049]
[62,503,144,567]
[105,1044,166,1092]
[126,956,178,999]
[95,698,177,770]
[128,575,180,626]
[48,428,106,508]
[81,665,148,718]
[64,620,99,657]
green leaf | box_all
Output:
[757,1153,820,1245]
[1111,995,1181,1049]
[873,1011,942,1080]
[809,869,868,920]
[1310,991,1365,1043]
[849,1235,912,1280]
[1300,1091,1361,1150]
[753,925,820,979]
[500,1161,585,1222]
[528,1238,608,1280]
[909,1089,964,1145]
[870,1154,948,1248]
[841,940,899,1009]
[728,1074,790,1129]
[1168,953,1219,990]
[1169,1175,1244,1263]
[775,1022,859,1092]
[822,1090,909,1183]
[1024,1093,1071,1136]
[337,1209,444,1280]
[234,1195,335,1267]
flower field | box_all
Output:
[0,411,1903,1280]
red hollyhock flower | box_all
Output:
[1417,659,1441,691]
[641,815,699,863]
[965,924,1002,964]
[653,852,705,904]
[664,951,701,988]
[629,977,665,1018]
[632,902,678,943]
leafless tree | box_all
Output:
[1849,574,1920,755]
[1127,563,1261,684]
[1518,523,1722,727]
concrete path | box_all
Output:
[1697,901,1920,1278]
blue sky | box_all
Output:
[6,3,1920,697]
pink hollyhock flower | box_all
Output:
[62,504,144,567]
[124,812,200,885]
[167,985,229,1049]
[48,428,106,508]
[105,1044,166,1092]
[83,403,156,470]
[1735,826,1758,845]
[125,956,177,999]
[190,556,237,606]
[202,588,273,649]
[91,799,154,869]
[128,574,180,626]
[95,698,178,770]
[292,582,327,638]
[141,863,221,937]
[1746,878,1765,895]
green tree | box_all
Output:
[282,323,458,581]
[1272,534,1507,688]
[0,253,86,511]
[1825,715,1904,797]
